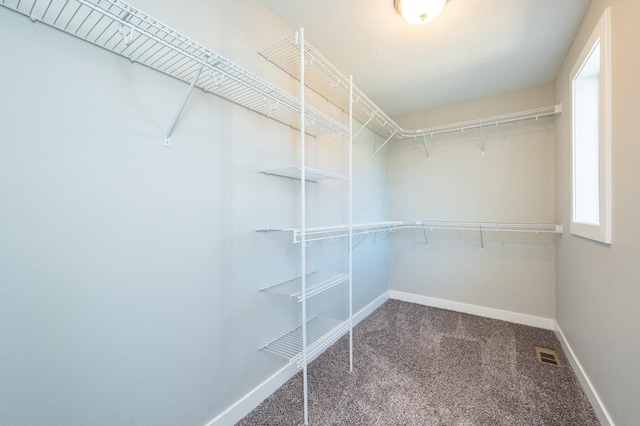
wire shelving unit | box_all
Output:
[260,35,401,140]
[259,36,562,154]
[1,0,348,144]
[4,2,568,423]
[256,28,353,426]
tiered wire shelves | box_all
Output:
[257,28,353,426]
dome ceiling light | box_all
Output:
[394,0,447,25]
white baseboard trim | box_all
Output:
[353,290,391,326]
[554,322,615,426]
[389,290,555,330]
[205,360,299,426]
[207,290,391,426]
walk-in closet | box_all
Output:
[2,1,638,425]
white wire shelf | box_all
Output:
[412,220,562,249]
[260,166,349,182]
[372,105,563,155]
[256,221,410,244]
[419,220,563,234]
[258,220,562,245]
[260,34,562,150]
[259,34,400,139]
[260,272,349,301]
[1,0,348,139]
[403,105,563,139]
[260,316,349,368]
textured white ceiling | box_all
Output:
[260,0,592,115]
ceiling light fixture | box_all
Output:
[394,0,447,25]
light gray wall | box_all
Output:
[554,0,640,423]
[387,85,557,318]
[0,1,388,425]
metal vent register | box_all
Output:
[535,346,561,366]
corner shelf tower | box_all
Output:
[257,29,353,426]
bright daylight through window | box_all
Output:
[570,8,611,244]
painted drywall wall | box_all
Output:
[387,85,557,319]
[0,1,389,425]
[555,0,640,423]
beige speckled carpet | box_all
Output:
[238,299,599,425]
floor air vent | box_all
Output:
[535,346,560,366]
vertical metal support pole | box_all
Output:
[298,28,309,426]
[164,53,210,146]
[348,75,354,373]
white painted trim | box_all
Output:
[205,361,299,426]
[206,291,390,426]
[353,290,390,326]
[554,321,615,426]
[389,290,555,330]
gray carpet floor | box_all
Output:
[238,300,600,425]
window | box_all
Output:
[570,8,611,244]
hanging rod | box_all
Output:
[2,0,348,142]
[260,35,562,149]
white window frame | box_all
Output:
[570,8,612,244]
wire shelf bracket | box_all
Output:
[164,53,209,146]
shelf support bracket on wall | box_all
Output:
[373,230,392,245]
[422,134,431,160]
[164,53,211,147]
[480,125,487,155]
[479,225,485,249]
[352,234,369,250]
[422,226,430,245]
[353,110,378,141]
[374,129,397,155]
